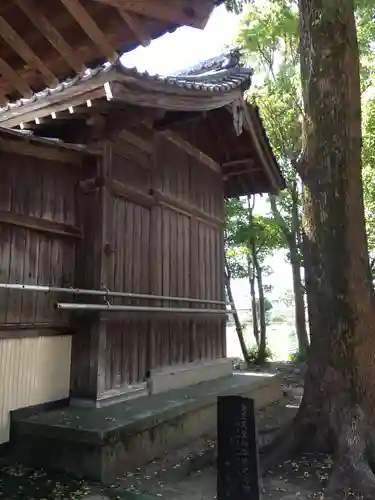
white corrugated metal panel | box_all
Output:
[0,335,71,443]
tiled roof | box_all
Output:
[0,51,253,117]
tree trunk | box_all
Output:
[247,253,259,345]
[289,241,309,358]
[264,1,375,496]
[224,255,251,366]
[252,247,267,362]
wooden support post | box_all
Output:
[69,150,110,403]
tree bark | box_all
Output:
[224,255,251,366]
[290,183,309,357]
[252,246,267,362]
[289,242,309,358]
[247,254,260,345]
[268,0,375,496]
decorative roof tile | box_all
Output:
[0,51,253,117]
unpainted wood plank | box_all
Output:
[0,225,12,324]
[91,0,213,29]
[0,136,83,164]
[15,0,86,74]
[161,207,171,367]
[124,200,134,293]
[0,157,12,211]
[0,57,33,97]
[60,0,119,63]
[20,225,36,325]
[149,205,162,369]
[0,14,58,87]
[169,210,178,364]
[6,227,25,323]
[118,9,151,46]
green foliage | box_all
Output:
[223,0,251,15]
[362,96,375,253]
[225,198,286,263]
[288,349,307,363]
[246,343,274,365]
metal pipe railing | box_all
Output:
[0,283,225,306]
[56,303,231,314]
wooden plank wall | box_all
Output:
[0,149,79,336]
[102,132,225,393]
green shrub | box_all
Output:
[288,350,307,363]
[246,344,274,365]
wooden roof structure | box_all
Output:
[0,0,220,104]
[0,51,284,196]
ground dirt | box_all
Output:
[0,362,338,499]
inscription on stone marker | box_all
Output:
[217,395,260,500]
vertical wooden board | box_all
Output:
[0,154,12,211]
[132,204,142,382]
[190,218,199,362]
[35,234,51,323]
[161,208,171,367]
[182,215,192,362]
[169,210,178,364]
[124,201,134,293]
[111,196,120,295]
[119,322,129,386]
[140,207,150,294]
[41,164,56,222]
[53,165,65,224]
[6,227,25,324]
[149,206,160,370]
[0,225,11,324]
[20,229,38,324]
[138,208,150,380]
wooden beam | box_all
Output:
[119,129,153,154]
[60,0,119,63]
[0,58,33,97]
[15,0,86,74]
[118,9,151,47]
[222,157,255,169]
[0,135,83,164]
[91,0,214,29]
[0,15,58,88]
[0,210,82,238]
[153,189,224,228]
[0,86,106,128]
[160,130,221,174]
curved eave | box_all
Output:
[0,64,252,128]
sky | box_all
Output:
[122,5,293,303]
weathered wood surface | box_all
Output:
[0,128,226,400]
[99,132,226,392]
[0,149,78,332]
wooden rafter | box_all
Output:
[15,0,86,74]
[0,15,58,88]
[91,0,214,29]
[118,9,151,47]
[60,0,119,63]
[0,57,33,97]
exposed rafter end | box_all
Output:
[90,0,215,30]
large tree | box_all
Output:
[264,0,375,496]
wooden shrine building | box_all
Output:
[0,0,284,480]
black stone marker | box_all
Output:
[217,395,260,500]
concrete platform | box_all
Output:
[10,372,282,483]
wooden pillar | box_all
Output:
[69,144,111,404]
